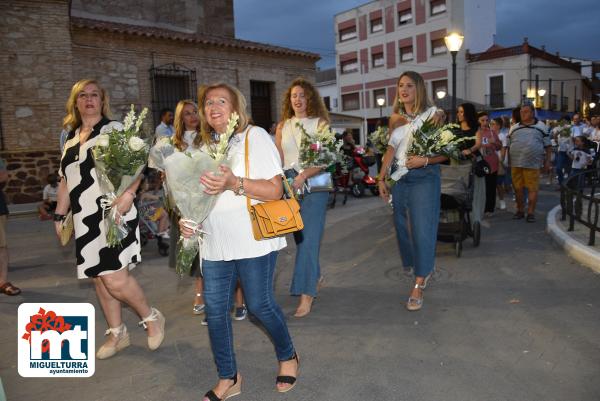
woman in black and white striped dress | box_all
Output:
[55,79,165,359]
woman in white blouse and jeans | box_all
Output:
[180,83,298,401]
[275,78,330,318]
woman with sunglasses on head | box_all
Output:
[179,83,298,400]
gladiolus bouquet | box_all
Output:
[92,104,150,247]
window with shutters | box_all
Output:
[398,9,412,25]
[342,93,360,111]
[430,0,446,16]
[400,45,414,62]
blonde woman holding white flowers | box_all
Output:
[55,79,165,360]
[377,71,447,312]
[275,77,330,318]
[179,83,298,400]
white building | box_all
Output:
[316,68,365,141]
[334,0,496,130]
[316,68,339,113]
[466,39,593,118]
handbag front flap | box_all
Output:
[252,199,301,229]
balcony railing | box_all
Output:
[485,93,505,109]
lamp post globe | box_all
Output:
[444,33,464,122]
[376,97,385,118]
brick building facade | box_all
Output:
[0,0,319,203]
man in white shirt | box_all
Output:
[154,108,174,140]
[570,113,588,137]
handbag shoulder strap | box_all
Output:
[244,126,296,213]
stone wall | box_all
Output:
[0,0,74,151]
[1,149,61,204]
[70,26,316,128]
[70,0,235,37]
[0,1,315,203]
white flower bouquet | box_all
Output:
[408,120,472,159]
[295,121,345,172]
[148,113,239,275]
[368,126,389,154]
[391,118,473,181]
[92,104,150,247]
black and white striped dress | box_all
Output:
[60,117,141,279]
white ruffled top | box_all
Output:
[388,106,438,181]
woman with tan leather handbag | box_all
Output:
[275,77,330,318]
[179,83,298,400]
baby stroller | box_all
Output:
[438,163,480,257]
[138,196,169,257]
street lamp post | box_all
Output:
[537,88,546,109]
[444,33,464,123]
[376,96,385,118]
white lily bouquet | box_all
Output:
[92,105,150,247]
[369,126,389,154]
[391,117,474,181]
[294,121,345,172]
[148,113,239,275]
[408,120,472,159]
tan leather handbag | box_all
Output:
[243,128,304,240]
[59,211,74,246]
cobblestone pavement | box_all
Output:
[1,188,599,401]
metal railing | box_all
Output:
[560,168,600,246]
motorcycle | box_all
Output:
[350,146,379,197]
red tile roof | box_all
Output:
[468,42,581,73]
[70,17,320,61]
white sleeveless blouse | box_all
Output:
[281,116,320,170]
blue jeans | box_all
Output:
[568,168,585,190]
[203,251,294,379]
[290,191,329,297]
[556,151,571,185]
[391,165,441,278]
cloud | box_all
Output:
[234,0,600,67]
[495,0,600,60]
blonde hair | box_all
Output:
[392,71,432,115]
[62,79,111,130]
[172,100,210,151]
[280,77,330,123]
[197,83,250,137]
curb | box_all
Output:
[546,205,600,274]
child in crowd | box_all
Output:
[138,172,170,239]
[568,136,595,190]
[38,173,58,220]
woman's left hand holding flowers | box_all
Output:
[406,155,428,169]
[200,165,237,195]
[111,191,135,223]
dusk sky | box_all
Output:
[234,0,600,69]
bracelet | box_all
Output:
[233,176,245,196]
[424,157,429,167]
[53,213,66,222]
[125,190,136,198]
